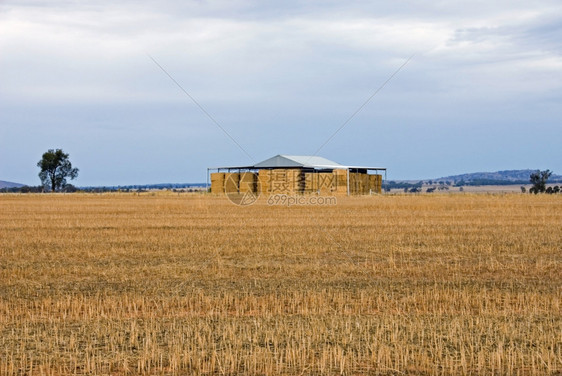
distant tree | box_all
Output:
[529,170,552,194]
[426,187,436,193]
[546,187,553,194]
[520,186,526,193]
[554,186,560,194]
[37,149,79,192]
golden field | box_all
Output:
[0,193,561,375]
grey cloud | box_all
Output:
[1,0,561,184]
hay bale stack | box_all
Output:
[333,169,349,195]
[239,172,257,194]
[317,172,334,194]
[269,169,288,194]
[304,172,316,194]
[210,172,225,194]
[334,169,348,188]
[361,173,370,194]
[285,169,303,194]
[348,172,369,195]
[369,174,383,194]
[258,170,272,194]
[224,172,240,194]
[348,172,360,195]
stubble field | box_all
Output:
[0,193,561,375]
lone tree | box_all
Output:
[37,149,79,192]
[529,169,552,194]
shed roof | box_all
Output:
[254,155,344,169]
[209,154,386,171]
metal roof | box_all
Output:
[254,155,344,169]
[209,154,386,171]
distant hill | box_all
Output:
[434,170,562,184]
[0,180,25,189]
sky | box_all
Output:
[1,0,561,186]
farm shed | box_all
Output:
[208,155,386,196]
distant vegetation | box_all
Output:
[437,169,562,184]
[0,183,205,194]
[529,169,558,194]
[383,180,423,192]
[382,169,561,194]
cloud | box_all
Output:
[1,0,561,183]
[2,0,560,103]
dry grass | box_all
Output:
[0,192,561,375]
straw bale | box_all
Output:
[239,172,257,193]
[224,173,240,194]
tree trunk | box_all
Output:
[51,172,56,192]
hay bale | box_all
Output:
[303,172,315,194]
[258,170,272,194]
[368,174,383,193]
[224,172,240,194]
[239,172,257,193]
[362,173,370,194]
[348,172,359,195]
[210,173,225,194]
[317,172,335,194]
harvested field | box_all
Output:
[0,193,561,375]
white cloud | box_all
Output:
[0,0,561,183]
[2,1,560,103]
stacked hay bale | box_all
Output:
[333,169,349,195]
[239,172,257,194]
[210,172,225,194]
[304,171,336,194]
[317,172,334,195]
[269,169,288,194]
[285,169,303,194]
[348,172,359,195]
[361,173,370,194]
[224,172,240,194]
[369,174,383,194]
[258,169,272,194]
[304,172,315,194]
[212,169,382,196]
[348,172,370,195]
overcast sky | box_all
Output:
[1,0,561,185]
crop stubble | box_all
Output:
[0,193,561,375]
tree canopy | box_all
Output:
[37,149,79,192]
[529,169,552,194]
